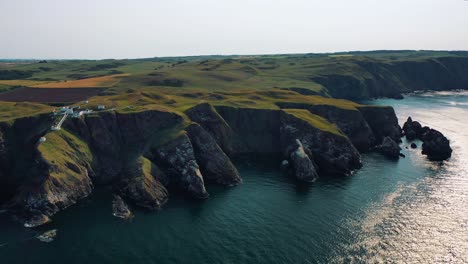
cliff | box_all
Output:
[312,57,468,100]
[0,98,403,226]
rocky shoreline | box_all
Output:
[0,101,452,227]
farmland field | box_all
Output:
[0,87,104,103]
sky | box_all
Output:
[1,0,467,59]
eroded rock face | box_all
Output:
[185,103,247,156]
[8,132,93,227]
[402,117,429,140]
[358,106,402,144]
[149,134,209,199]
[215,106,281,154]
[65,110,184,184]
[186,124,242,185]
[374,136,401,159]
[112,195,133,219]
[402,117,452,161]
[118,158,168,210]
[421,129,452,161]
[280,111,362,175]
[289,139,319,182]
[277,103,376,152]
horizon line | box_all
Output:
[1,49,468,61]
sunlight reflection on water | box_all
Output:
[336,91,468,263]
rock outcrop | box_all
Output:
[288,139,319,182]
[185,103,247,156]
[118,157,168,210]
[8,130,94,227]
[402,117,452,161]
[421,129,452,161]
[402,117,429,140]
[112,195,133,219]
[374,136,401,159]
[277,103,375,152]
[280,110,362,175]
[186,123,241,185]
[148,134,209,199]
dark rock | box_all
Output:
[421,129,452,161]
[411,143,417,149]
[185,103,247,156]
[399,153,406,158]
[216,106,281,154]
[402,117,452,161]
[403,117,423,140]
[280,111,362,175]
[37,229,57,243]
[277,103,376,152]
[289,139,319,182]
[118,157,168,210]
[150,134,209,199]
[186,123,242,185]
[374,136,401,159]
[358,106,402,143]
[112,195,132,219]
[24,213,51,228]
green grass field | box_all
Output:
[0,50,467,122]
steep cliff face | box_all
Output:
[118,157,168,210]
[358,106,402,144]
[185,103,247,156]
[64,110,184,184]
[0,114,53,202]
[280,110,362,175]
[8,130,94,227]
[312,57,468,100]
[186,123,241,185]
[277,103,375,152]
[147,133,209,199]
[0,100,403,226]
[215,106,281,153]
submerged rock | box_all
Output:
[37,229,57,242]
[374,136,401,159]
[421,129,452,161]
[186,123,241,185]
[112,195,133,219]
[280,160,290,171]
[289,139,319,182]
[24,213,51,228]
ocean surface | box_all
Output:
[1,91,467,263]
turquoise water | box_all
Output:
[1,91,467,263]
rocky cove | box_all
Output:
[0,100,452,227]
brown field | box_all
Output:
[32,74,128,88]
[0,87,104,103]
[0,80,53,86]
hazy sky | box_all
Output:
[1,0,467,59]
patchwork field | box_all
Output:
[32,74,128,88]
[0,87,104,103]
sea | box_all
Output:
[1,90,467,263]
